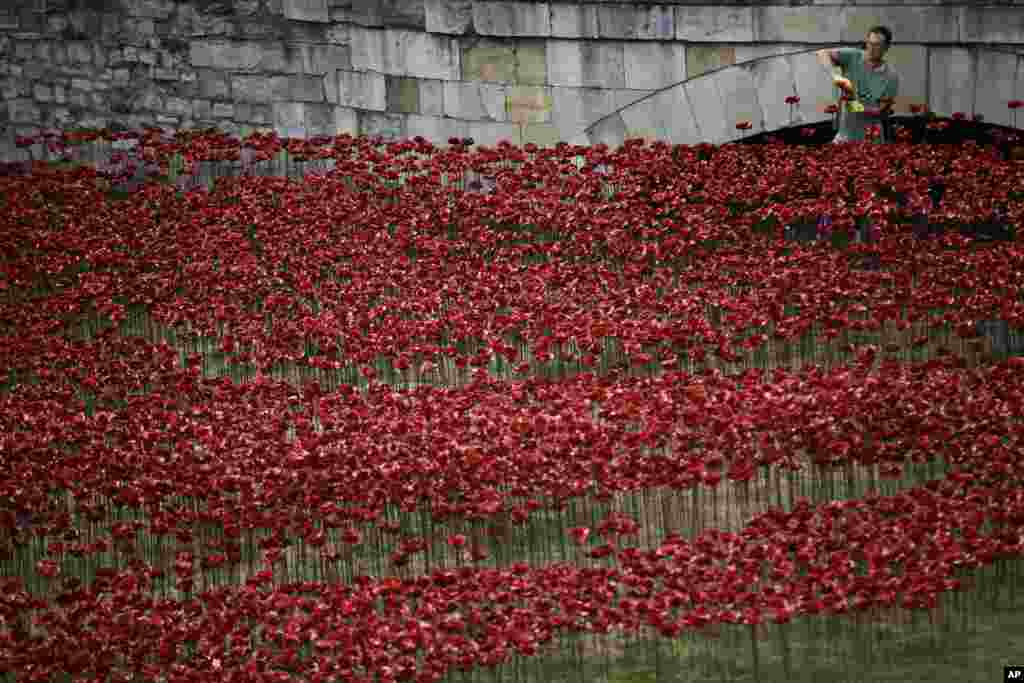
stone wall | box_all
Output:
[2,0,1024,156]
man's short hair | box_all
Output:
[867,25,893,47]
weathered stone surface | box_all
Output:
[521,122,559,147]
[196,69,231,99]
[335,70,386,110]
[550,4,598,39]
[972,50,1021,127]
[234,102,272,123]
[748,52,800,133]
[295,43,352,73]
[127,0,176,20]
[961,6,1024,44]
[325,23,349,44]
[333,105,358,135]
[231,74,325,102]
[284,0,329,23]
[547,40,625,89]
[405,113,467,143]
[33,83,52,102]
[588,111,627,148]
[443,81,507,121]
[350,27,459,79]
[624,42,686,90]
[597,4,673,41]
[682,75,725,144]
[166,96,192,117]
[753,7,838,44]
[405,30,461,80]
[841,5,959,44]
[506,85,552,124]
[213,102,235,118]
[190,41,285,71]
[474,2,550,38]
[788,51,835,126]
[467,120,520,147]
[550,85,613,134]
[273,101,305,131]
[419,78,444,114]
[715,65,762,139]
[882,45,925,114]
[516,41,546,85]
[425,0,472,35]
[303,102,336,135]
[386,76,420,113]
[686,46,735,80]
[928,47,974,122]
[676,6,753,42]
[193,98,213,119]
[462,41,515,83]
[359,109,406,140]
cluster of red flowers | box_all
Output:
[0,128,1022,680]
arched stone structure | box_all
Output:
[580,45,1024,148]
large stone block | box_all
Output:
[928,47,974,122]
[841,5,959,44]
[334,106,358,135]
[386,76,420,113]
[359,110,407,140]
[330,0,426,30]
[883,45,926,114]
[676,6,753,42]
[190,40,287,72]
[128,0,176,20]
[972,50,1021,127]
[425,0,472,35]
[624,42,686,91]
[515,41,546,85]
[443,81,508,121]
[334,70,386,110]
[550,85,614,134]
[748,53,800,133]
[753,7,839,44]
[683,76,725,144]
[715,66,763,140]
[196,69,231,99]
[961,6,1024,44]
[506,85,552,124]
[597,5,673,41]
[474,2,550,37]
[466,120,521,147]
[231,74,325,102]
[234,102,272,124]
[550,4,598,39]
[296,44,351,74]
[274,102,306,133]
[350,27,460,80]
[788,51,835,126]
[547,40,625,89]
[686,46,735,80]
[304,103,337,136]
[419,79,444,115]
[462,41,516,83]
[405,113,469,143]
[284,0,329,23]
[349,26,407,75]
[67,42,93,65]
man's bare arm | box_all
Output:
[816,49,841,69]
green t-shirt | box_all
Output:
[833,48,900,143]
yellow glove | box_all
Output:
[847,100,864,113]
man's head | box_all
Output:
[865,25,892,64]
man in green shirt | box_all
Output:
[816,26,900,143]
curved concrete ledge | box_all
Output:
[580,45,1024,149]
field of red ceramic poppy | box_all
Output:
[2,127,1024,682]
